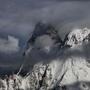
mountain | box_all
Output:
[0,23,90,90]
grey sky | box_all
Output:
[0,0,90,39]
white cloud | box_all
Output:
[0,35,20,53]
[35,35,54,48]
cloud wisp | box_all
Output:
[0,36,20,54]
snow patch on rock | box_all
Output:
[65,28,90,47]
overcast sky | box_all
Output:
[0,0,90,71]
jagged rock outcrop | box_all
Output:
[65,28,90,47]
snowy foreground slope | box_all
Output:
[1,23,90,90]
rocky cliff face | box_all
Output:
[1,23,90,90]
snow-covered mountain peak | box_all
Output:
[65,28,90,47]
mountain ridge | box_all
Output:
[1,22,90,90]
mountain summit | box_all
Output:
[65,28,90,47]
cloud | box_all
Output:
[1,1,90,40]
[0,36,20,53]
[35,35,54,47]
[0,0,90,70]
